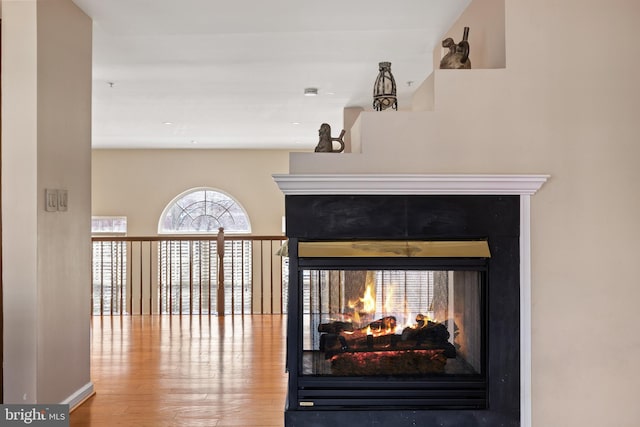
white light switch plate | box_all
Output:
[58,190,68,211]
[45,189,58,212]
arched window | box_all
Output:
[158,187,251,234]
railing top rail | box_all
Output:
[92,235,286,242]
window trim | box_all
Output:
[157,187,252,235]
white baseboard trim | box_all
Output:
[61,381,95,411]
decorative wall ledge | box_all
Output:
[273,174,549,196]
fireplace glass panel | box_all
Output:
[301,269,484,377]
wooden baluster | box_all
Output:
[217,227,225,315]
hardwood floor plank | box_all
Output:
[70,315,287,427]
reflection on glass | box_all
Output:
[301,270,483,377]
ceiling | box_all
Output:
[71,0,470,150]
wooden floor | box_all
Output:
[71,315,288,427]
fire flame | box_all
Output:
[345,275,435,334]
[361,284,376,313]
[348,283,377,314]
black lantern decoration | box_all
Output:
[373,61,397,111]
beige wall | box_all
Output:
[2,0,39,404]
[2,0,93,404]
[290,0,640,426]
[92,149,290,236]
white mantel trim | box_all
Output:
[273,174,549,195]
[273,173,548,427]
[521,195,533,427]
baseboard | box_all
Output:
[61,382,95,412]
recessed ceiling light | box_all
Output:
[304,88,318,96]
[292,122,301,125]
[163,121,173,125]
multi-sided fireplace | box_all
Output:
[282,193,522,427]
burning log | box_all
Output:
[401,316,456,358]
[319,314,456,359]
[318,316,395,337]
[318,317,395,353]
[318,321,354,334]
[319,333,349,353]
[401,318,448,344]
[319,317,395,355]
[368,316,397,332]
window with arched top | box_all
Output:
[158,187,251,234]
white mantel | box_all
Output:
[273,173,548,195]
[273,173,549,427]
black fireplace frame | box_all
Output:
[284,195,521,427]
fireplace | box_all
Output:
[298,244,488,404]
[282,193,523,427]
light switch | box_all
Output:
[58,190,68,211]
[45,189,58,212]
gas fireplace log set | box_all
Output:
[319,315,453,349]
[282,194,522,427]
[319,315,456,373]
